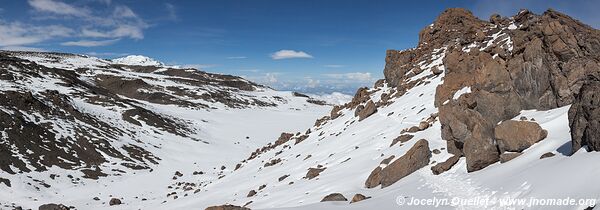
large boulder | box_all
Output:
[365,139,431,188]
[320,193,348,202]
[569,81,600,154]
[357,100,377,121]
[495,120,548,153]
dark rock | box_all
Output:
[320,193,347,202]
[570,81,600,154]
[357,100,377,121]
[431,155,460,175]
[540,152,556,159]
[247,190,257,197]
[350,194,371,203]
[305,167,326,179]
[109,198,122,206]
[365,139,431,188]
[390,134,413,147]
[278,175,289,182]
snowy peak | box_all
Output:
[112,55,164,66]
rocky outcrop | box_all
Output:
[495,120,548,153]
[320,193,347,202]
[365,139,431,188]
[382,8,600,172]
[569,80,600,154]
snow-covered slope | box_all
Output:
[111,55,164,66]
[157,8,599,210]
[0,51,333,210]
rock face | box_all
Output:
[320,193,347,202]
[569,81,600,154]
[495,120,548,153]
[499,152,522,163]
[205,205,251,210]
[365,139,431,188]
[377,8,600,172]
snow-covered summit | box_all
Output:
[112,55,164,66]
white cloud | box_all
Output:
[85,51,128,57]
[323,72,374,82]
[112,5,137,18]
[1,45,46,52]
[27,0,148,41]
[180,64,217,70]
[0,21,73,46]
[165,3,177,21]
[61,39,120,47]
[265,73,278,83]
[96,0,111,5]
[227,56,247,59]
[324,64,344,68]
[28,0,91,17]
[270,50,313,60]
[306,78,320,88]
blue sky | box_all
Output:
[1,0,599,94]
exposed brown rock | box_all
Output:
[109,198,122,206]
[357,100,377,121]
[495,120,548,153]
[390,134,413,147]
[499,152,522,163]
[570,81,600,154]
[305,167,326,180]
[347,87,370,109]
[320,193,347,202]
[431,155,460,175]
[247,190,257,197]
[350,194,371,203]
[540,152,556,159]
[365,139,431,188]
